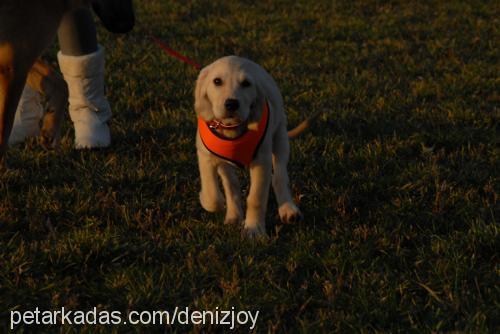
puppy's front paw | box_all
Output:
[199,191,224,212]
[279,202,303,224]
[242,221,267,239]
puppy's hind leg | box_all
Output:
[197,149,224,212]
[272,125,303,223]
[217,163,243,225]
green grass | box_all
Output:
[1,0,499,332]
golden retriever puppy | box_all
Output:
[194,56,303,237]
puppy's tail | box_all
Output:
[287,109,323,139]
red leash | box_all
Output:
[151,37,248,131]
[151,36,202,70]
[152,36,238,131]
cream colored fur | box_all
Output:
[194,56,302,238]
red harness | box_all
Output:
[198,103,270,167]
[151,38,270,166]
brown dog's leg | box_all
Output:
[26,59,68,148]
[0,43,31,168]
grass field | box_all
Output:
[1,0,499,332]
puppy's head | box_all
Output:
[194,56,264,138]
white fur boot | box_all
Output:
[58,45,111,149]
[8,86,43,145]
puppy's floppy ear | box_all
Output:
[194,66,212,120]
[249,70,269,124]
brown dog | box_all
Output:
[0,0,134,166]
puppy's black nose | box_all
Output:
[224,99,240,112]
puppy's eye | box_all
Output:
[241,79,251,88]
[213,78,223,86]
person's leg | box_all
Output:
[57,7,111,148]
[8,8,98,146]
[58,8,98,56]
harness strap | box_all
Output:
[198,102,270,167]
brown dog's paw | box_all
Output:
[39,129,58,149]
[279,202,303,224]
[39,110,63,149]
